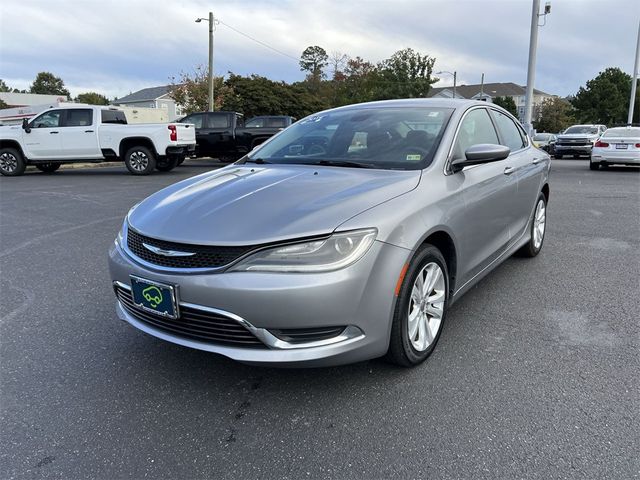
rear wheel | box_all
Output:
[156,157,179,172]
[517,192,547,258]
[554,154,563,159]
[36,163,61,173]
[0,148,26,176]
[124,146,156,175]
[573,154,580,159]
[387,245,449,367]
[589,161,599,170]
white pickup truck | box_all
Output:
[0,105,196,176]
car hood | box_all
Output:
[128,164,421,245]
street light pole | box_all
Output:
[627,20,640,125]
[523,0,541,134]
[196,13,217,112]
[436,71,457,98]
[208,11,214,112]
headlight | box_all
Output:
[229,228,377,273]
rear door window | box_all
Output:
[490,110,526,151]
[66,109,93,127]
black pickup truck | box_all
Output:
[178,112,295,161]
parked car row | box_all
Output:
[0,105,296,176]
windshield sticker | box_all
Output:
[406,154,422,161]
[300,115,327,124]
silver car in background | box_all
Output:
[590,126,640,170]
[108,99,550,367]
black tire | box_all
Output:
[0,147,26,176]
[36,163,61,173]
[124,146,156,175]
[156,157,178,172]
[589,161,599,171]
[554,154,563,159]
[177,156,185,165]
[517,192,547,258]
[387,244,449,367]
[573,154,580,159]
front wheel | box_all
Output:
[517,193,547,257]
[387,245,449,367]
[124,146,156,175]
[36,163,61,173]
[0,148,26,176]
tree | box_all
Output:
[75,92,110,105]
[0,79,10,92]
[299,46,328,91]
[533,97,574,133]
[571,67,639,124]
[375,48,436,99]
[29,72,70,97]
[169,65,227,114]
[492,96,519,117]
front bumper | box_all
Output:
[108,239,409,366]
[555,144,593,155]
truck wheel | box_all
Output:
[554,154,563,159]
[36,163,61,173]
[0,148,26,176]
[156,157,178,172]
[124,146,156,175]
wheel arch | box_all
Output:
[119,137,157,159]
[0,140,27,160]
[541,183,550,202]
[418,230,458,298]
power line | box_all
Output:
[217,20,300,63]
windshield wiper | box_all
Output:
[313,159,375,169]
[244,157,271,164]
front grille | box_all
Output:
[115,285,265,348]
[269,326,346,344]
[126,227,255,269]
[557,138,589,146]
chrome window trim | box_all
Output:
[114,281,364,350]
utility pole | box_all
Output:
[524,1,551,134]
[480,73,484,100]
[453,71,457,98]
[628,20,640,125]
[208,11,215,112]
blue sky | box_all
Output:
[1,0,638,99]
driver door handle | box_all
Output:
[50,131,59,134]
[84,130,94,133]
[532,158,543,165]
[503,166,516,175]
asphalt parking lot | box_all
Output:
[1,159,638,479]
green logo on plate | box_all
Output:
[142,285,163,308]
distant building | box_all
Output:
[0,92,68,107]
[428,82,556,122]
[113,85,183,120]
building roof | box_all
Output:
[114,85,173,103]
[428,82,552,99]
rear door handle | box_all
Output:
[504,166,516,175]
[84,130,94,133]
[50,131,59,134]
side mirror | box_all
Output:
[450,144,510,173]
[22,118,31,133]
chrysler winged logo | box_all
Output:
[142,242,196,257]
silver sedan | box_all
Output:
[108,99,550,367]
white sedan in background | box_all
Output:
[590,126,640,170]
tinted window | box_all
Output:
[208,114,230,128]
[267,118,287,128]
[452,108,499,160]
[101,110,127,124]
[245,118,264,128]
[66,109,93,127]
[32,110,62,128]
[182,114,204,128]
[491,110,526,151]
[247,107,454,170]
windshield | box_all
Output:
[602,128,640,138]
[244,107,455,170]
[533,134,551,141]
[564,126,598,134]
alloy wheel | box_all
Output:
[407,262,445,352]
[0,152,18,173]
[129,151,149,171]
[533,199,546,249]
